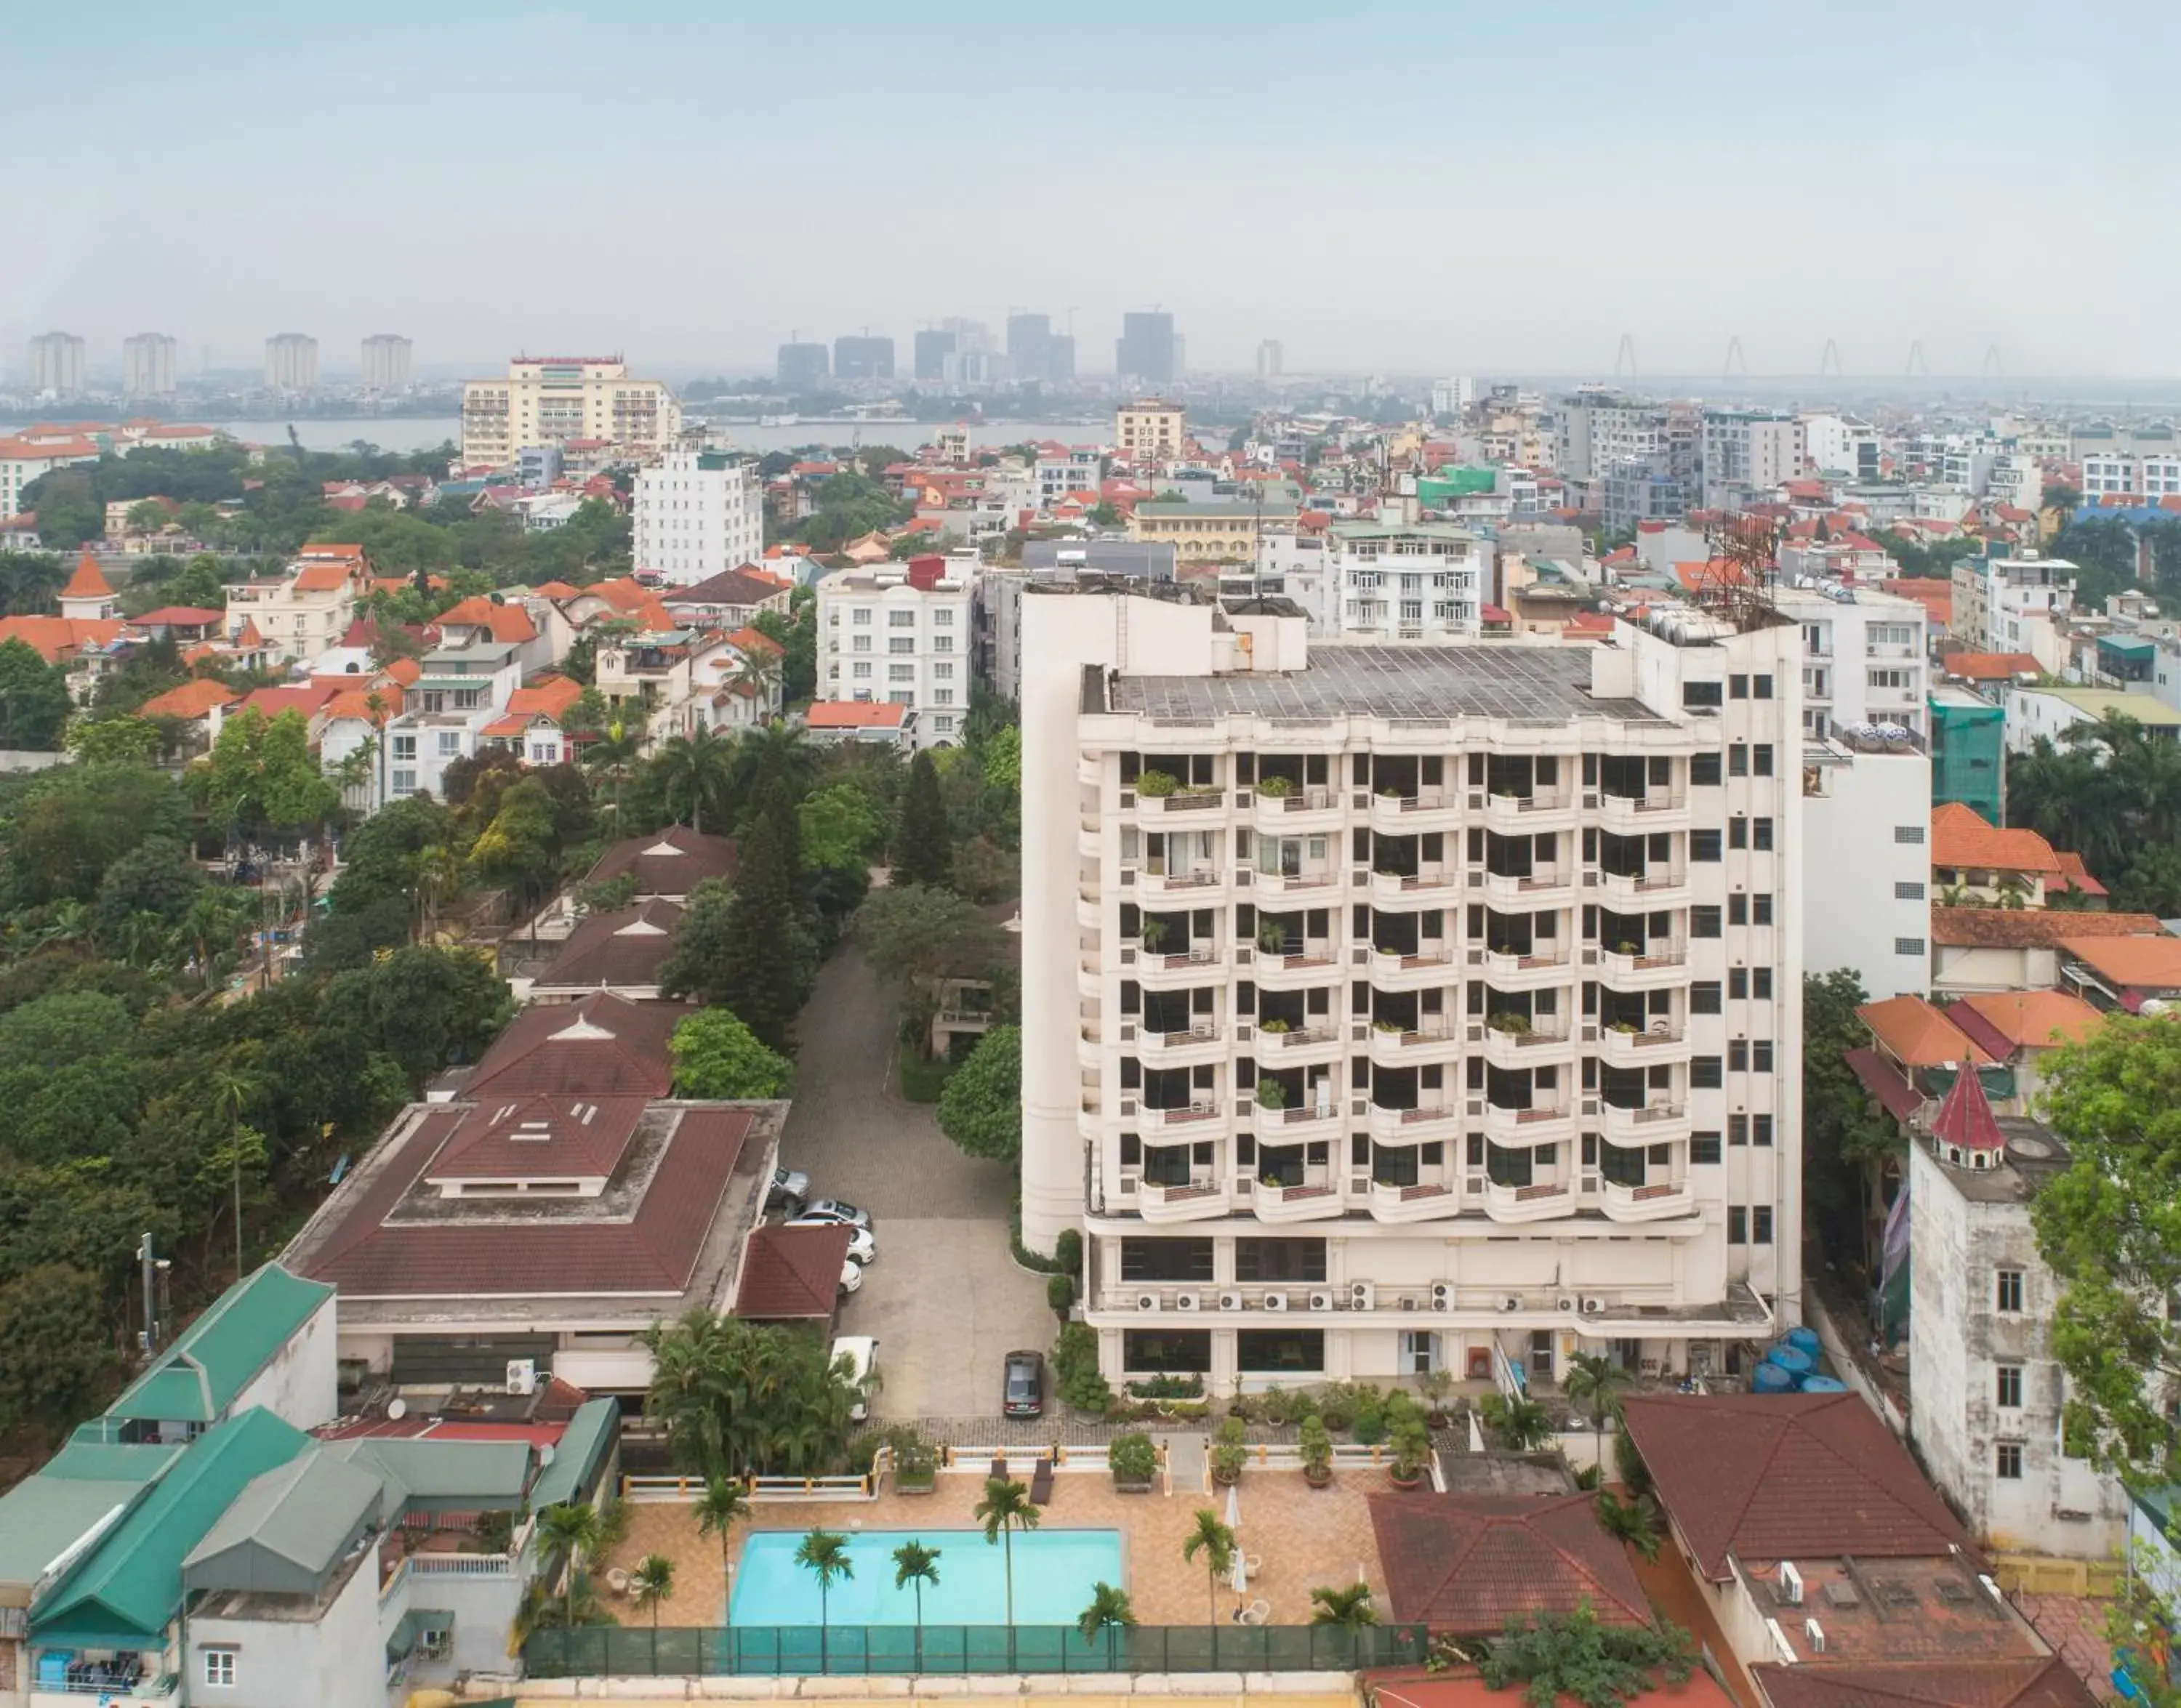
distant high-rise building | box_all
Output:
[459,355,680,468]
[28,331,85,398]
[122,333,176,399]
[264,333,319,391]
[1430,376,1476,416]
[833,336,895,382]
[914,329,957,382]
[776,342,830,391]
[1116,312,1177,384]
[1256,339,1283,379]
[361,334,413,390]
[1006,313,1075,384]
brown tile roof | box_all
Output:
[734,1225,850,1319]
[1618,1393,1969,1580]
[1929,909,2165,949]
[1846,1047,1924,1123]
[1750,1659,2096,1708]
[534,901,682,993]
[1930,804,2062,875]
[1857,995,1990,1069]
[1940,652,2042,682]
[427,1092,650,1180]
[585,827,737,898]
[806,701,907,728]
[1369,1493,1650,1635]
[466,991,689,1098]
[664,567,789,609]
[2061,934,2181,989]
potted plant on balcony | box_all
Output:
[1211,1414,1249,1485]
[1387,1395,1432,1490]
[1258,1016,1290,1034]
[1255,775,1293,799]
[1373,1017,1404,1034]
[1487,1012,1532,1037]
[1136,770,1180,797]
[1141,918,1170,951]
[1607,1019,1639,1034]
[1109,1430,1158,1494]
[1613,939,1642,956]
[1256,1077,1287,1110]
[1256,921,1288,954]
[1301,1414,1335,1488]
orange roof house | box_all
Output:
[1938,651,2041,683]
[61,549,113,602]
[1857,994,1990,1071]
[1950,990,2101,1054]
[0,614,126,663]
[435,596,538,644]
[506,674,585,722]
[140,679,238,720]
[2060,935,2181,1007]
[1930,803,2060,875]
[805,701,907,732]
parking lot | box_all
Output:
[774,945,1053,1419]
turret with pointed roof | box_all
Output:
[1931,1058,2006,1163]
[59,549,116,621]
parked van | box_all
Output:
[831,1335,878,1423]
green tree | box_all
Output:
[467,776,559,909]
[629,1552,675,1634]
[0,1263,118,1440]
[536,1503,603,1635]
[1076,1582,1136,1648]
[1479,1604,1696,1708]
[92,835,204,946]
[938,1026,1021,1161]
[65,715,163,765]
[975,1476,1040,1630]
[1562,1351,1633,1474]
[1802,968,1902,1276]
[893,752,952,887]
[188,708,340,840]
[651,725,736,835]
[640,1309,867,1478]
[1181,1508,1237,1630]
[0,639,72,750]
[795,1528,853,1666]
[856,883,1005,1049]
[1479,1391,1554,1451]
[893,1540,942,1665]
[1309,1584,1380,1627]
[1594,1490,1664,1562]
[166,554,227,610]
[326,795,455,915]
[800,782,888,874]
[708,805,814,1051]
[669,1008,793,1098]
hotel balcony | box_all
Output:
[1251,786,1343,834]
[1483,867,1573,908]
[1481,1016,1577,1070]
[1077,816,1103,860]
[1483,1177,1575,1224]
[1134,865,1228,903]
[1600,867,1689,909]
[1362,943,1457,989]
[1367,1101,1461,1143]
[1596,944,1688,990]
[1253,943,1341,990]
[1598,1023,1691,1071]
[1477,946,1575,991]
[1250,1020,1344,1066]
[1253,867,1342,901]
[1483,1100,1576,1145]
[1366,1020,1461,1068]
[1367,1177,1463,1224]
[1134,1177,1234,1223]
[1131,1020,1225,1066]
[1128,941,1224,987]
[1248,1170,1346,1223]
[1369,790,1461,834]
[1602,1177,1697,1223]
[1076,885,1101,931]
[1370,867,1460,906]
[1253,1100,1341,1144]
[1598,790,1690,836]
[1602,1100,1691,1146]
[1128,786,1229,819]
[1482,787,1578,835]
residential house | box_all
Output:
[659,565,792,631]
[803,699,915,750]
[1368,1491,1653,1636]
[1929,805,2065,906]
[2057,933,2181,1011]
[528,900,682,1002]
[222,546,369,665]
[1944,990,2102,1111]
[138,677,238,749]
[0,432,100,516]
[1325,519,1485,642]
[1931,909,2169,998]
[2004,685,2181,754]
[931,903,1019,1062]
[582,826,737,902]
[384,636,526,800]
[477,672,585,770]
[814,555,978,748]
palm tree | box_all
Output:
[730,645,782,714]
[414,842,465,943]
[654,725,735,834]
[1594,1489,1665,1561]
[892,1541,941,1669]
[582,717,644,827]
[974,1477,1040,1630]
[630,1551,675,1640]
[537,1503,603,1635]
[1562,1352,1634,1475]
[795,1528,853,1670]
[1479,1391,1555,1452]
[1076,1582,1136,1657]
[696,1478,749,1642]
[207,1065,262,1281]
[1309,1584,1380,1627]
[1181,1508,1237,1630]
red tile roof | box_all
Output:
[1857,995,1989,1069]
[233,683,340,720]
[1950,991,2101,1052]
[1750,1659,2095,1708]
[467,992,690,1099]
[734,1225,851,1320]
[131,605,227,628]
[292,563,358,592]
[806,701,907,729]
[507,674,585,722]
[436,596,538,643]
[663,567,790,610]
[428,1092,650,1180]
[1369,1494,1651,1635]
[535,901,683,993]
[1846,1047,1924,1124]
[1929,909,2165,949]
[585,827,737,898]
[1940,652,2042,682]
[1930,1062,2006,1153]
[1375,1670,1735,1708]
[140,678,238,719]
[1930,804,2062,875]
[2061,933,2181,991]
[1619,1393,1970,1579]
[62,550,113,599]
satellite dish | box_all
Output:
[2142,999,2170,1017]
[387,1397,407,1420]
[2008,1135,2055,1160]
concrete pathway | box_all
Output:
[1163,1430,1210,1497]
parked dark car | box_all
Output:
[1003,1349,1045,1418]
[766,1167,810,1215]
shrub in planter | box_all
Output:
[1053,1322,1113,1415]
[1136,770,1181,797]
[1211,1414,1249,1484]
[1109,1430,1158,1490]
[1255,775,1294,798]
[1301,1414,1335,1488]
[1047,1273,1076,1321]
[1054,1227,1082,1278]
[1351,1401,1387,1446]
[1256,1077,1287,1110]
[1487,1011,1533,1036]
[1390,1416,1432,1487]
[889,1427,938,1493]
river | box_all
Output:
[73,416,1116,456]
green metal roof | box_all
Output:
[182,1450,383,1595]
[31,1409,310,1647]
[47,1435,188,1483]
[322,1437,533,1517]
[0,1439,185,1590]
[526,1400,620,1512]
[105,1263,332,1426]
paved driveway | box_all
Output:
[778,946,1051,1418]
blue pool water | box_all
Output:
[731,1528,1125,1627]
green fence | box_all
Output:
[525,1622,1428,1677]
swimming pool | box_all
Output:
[730,1528,1125,1627]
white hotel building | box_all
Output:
[633,448,763,587]
[815,555,979,749]
[1019,589,1806,1393]
[1328,520,1485,642]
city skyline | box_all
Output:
[5,1,2179,379]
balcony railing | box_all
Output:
[1602,1178,1695,1222]
[1147,1101,1222,1126]
[1483,1179,1573,1223]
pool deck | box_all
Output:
[597,1468,1394,1630]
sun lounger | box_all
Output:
[1029,1457,1055,1505]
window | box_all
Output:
[1896,881,1925,900]
[1753,817,1775,852]
[1895,824,1926,845]
[1754,1114,1774,1146]
[1691,1055,1723,1088]
[1237,1327,1325,1374]
[1690,829,1722,861]
[1895,937,1926,956]
[933,608,955,625]
[1996,1365,2023,1409]
[1730,1040,1748,1071]
[888,637,914,653]
[1691,981,1722,1015]
[1754,967,1773,999]
[1730,967,1748,999]
[933,661,954,679]
[1753,1205,1774,1243]
[1730,817,1748,850]
[1729,894,1748,926]
[1753,894,1774,926]
[1996,1442,2023,1480]
[853,635,872,653]
[204,1650,237,1689]
[1691,752,1722,786]
[933,690,954,706]
[1124,1329,1211,1373]
[888,664,914,681]
[392,733,417,761]
[1692,1131,1722,1164]
[1727,1207,1748,1244]
[1235,1238,1328,1283]
[1729,744,1748,777]
[1996,1269,2025,1313]
[851,607,872,625]
[438,731,461,756]
[1691,906,1722,938]
[889,610,916,627]
[391,768,417,795]
[1730,674,1749,699]
[1683,681,1723,709]
[1754,744,1774,776]
[1729,1114,1748,1146]
[852,661,872,679]
[1753,1040,1774,1071]
[933,635,954,652]
[1754,674,1774,699]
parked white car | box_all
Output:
[788,1220,877,1265]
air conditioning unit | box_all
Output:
[505,1359,537,1397]
[1804,1617,1825,1654]
[1350,1281,1376,1310]
[1175,1291,1201,1313]
[1581,1296,1606,1314]
[1136,1292,1162,1313]
[1263,1291,1290,1313]
[1217,1290,1243,1312]
[1499,1295,1522,1313]
[1556,1295,1578,1313]
[1307,1289,1336,1312]
[1779,1561,1804,1606]
[1430,1282,1454,1310]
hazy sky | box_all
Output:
[6,0,2178,380]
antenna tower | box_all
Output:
[1981,344,2004,379]
[1613,334,1637,378]
[1696,514,1785,629]
[1723,337,1747,378]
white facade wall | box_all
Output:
[1700,413,1804,510]
[1019,597,1804,1390]
[1908,1138,2126,1558]
[228,1292,339,1431]
[1329,523,1483,641]
[187,1555,382,1708]
[633,451,763,587]
[1802,747,1932,1001]
[1775,588,1929,739]
[460,359,681,467]
[1252,531,1338,634]
[816,567,979,749]
[2082,452,2181,500]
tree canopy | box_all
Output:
[938,1026,1021,1161]
[640,1309,869,1478]
[669,1008,793,1100]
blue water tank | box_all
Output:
[1765,1342,1815,1376]
[1785,1326,1820,1357]
[1751,1361,1799,1393]
[1799,1374,1847,1393]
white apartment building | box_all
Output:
[26,331,85,397]
[1700,410,1804,511]
[816,556,978,748]
[1329,520,1484,642]
[1908,1114,2126,1558]
[263,334,318,391]
[385,637,526,800]
[1802,734,1932,1002]
[360,334,413,391]
[1552,393,1663,483]
[1431,377,1476,417]
[1036,450,1104,509]
[2081,451,2181,502]
[633,449,763,587]
[1117,401,1187,462]
[1773,584,1929,740]
[1018,587,1807,1392]
[223,546,365,664]
[1951,554,2076,660]
[459,357,682,469]
[1250,530,1338,635]
[1799,413,1879,481]
[0,432,101,515]
[122,333,177,398]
